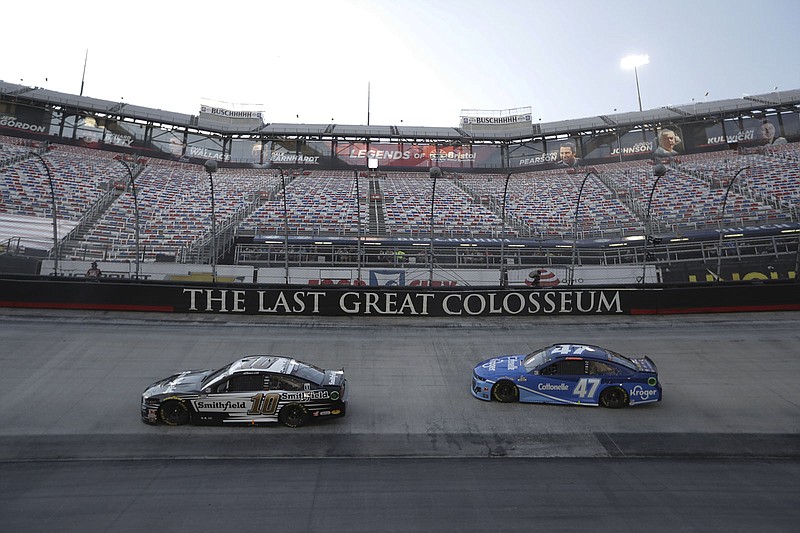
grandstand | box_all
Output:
[1,81,798,284]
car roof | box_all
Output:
[544,344,637,369]
[547,344,609,357]
[229,356,292,374]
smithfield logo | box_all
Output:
[194,400,246,411]
[281,390,330,401]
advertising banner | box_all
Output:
[4,277,798,316]
[509,140,551,167]
[459,108,532,136]
[266,139,324,166]
[777,111,800,141]
[650,126,686,158]
[0,104,49,135]
[511,138,584,169]
[335,142,500,168]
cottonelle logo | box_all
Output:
[538,383,570,391]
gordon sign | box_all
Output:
[182,287,629,316]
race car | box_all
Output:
[471,343,661,408]
[141,356,347,427]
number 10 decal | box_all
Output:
[573,378,601,398]
[248,393,279,415]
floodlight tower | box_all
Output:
[620,54,650,112]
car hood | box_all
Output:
[474,355,526,378]
[143,370,210,397]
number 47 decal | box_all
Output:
[574,378,601,398]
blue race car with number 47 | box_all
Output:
[471,344,661,408]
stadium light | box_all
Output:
[354,169,363,284]
[29,151,59,275]
[204,159,218,283]
[716,167,750,281]
[642,163,668,283]
[570,172,597,285]
[115,158,141,279]
[500,172,512,288]
[620,54,649,112]
[429,166,442,284]
[278,168,289,284]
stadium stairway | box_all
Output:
[57,175,133,261]
[367,176,385,235]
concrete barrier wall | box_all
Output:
[1,276,798,317]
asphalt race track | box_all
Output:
[1,309,798,532]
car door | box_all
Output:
[195,372,269,422]
[536,358,600,405]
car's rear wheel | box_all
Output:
[599,386,629,408]
[279,404,309,428]
[158,400,190,425]
[492,380,519,403]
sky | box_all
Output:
[3,0,799,128]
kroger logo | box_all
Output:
[630,385,659,401]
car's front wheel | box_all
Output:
[158,400,190,425]
[278,404,309,427]
[492,381,519,403]
[599,386,629,408]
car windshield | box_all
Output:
[523,347,554,371]
[201,362,234,387]
[288,360,326,385]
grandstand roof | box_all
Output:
[2,80,799,142]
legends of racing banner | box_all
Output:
[335,142,500,168]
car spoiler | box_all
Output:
[630,357,658,373]
[324,369,346,387]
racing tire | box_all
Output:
[279,403,310,428]
[492,381,519,403]
[599,386,629,409]
[158,400,190,426]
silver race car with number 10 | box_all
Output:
[142,356,347,427]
